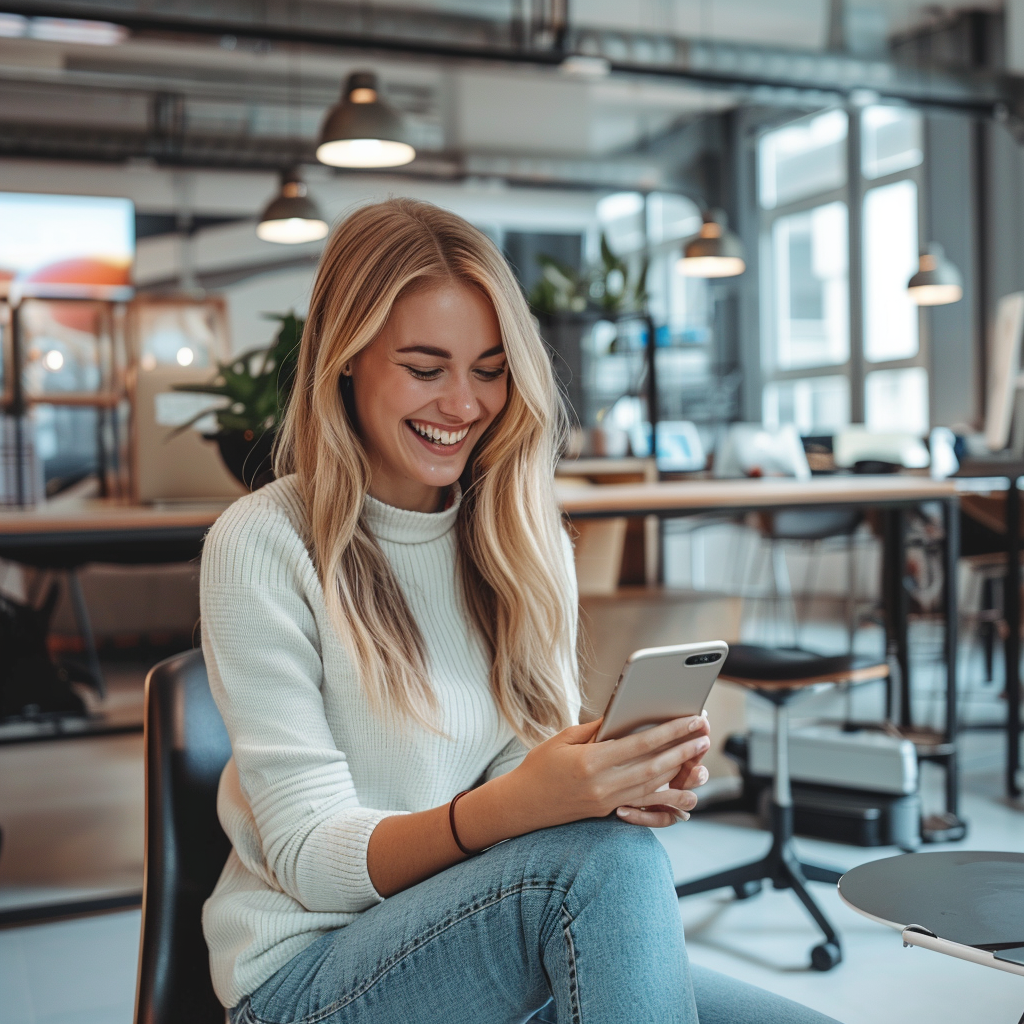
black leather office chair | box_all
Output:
[135,649,231,1024]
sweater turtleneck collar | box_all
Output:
[361,485,462,544]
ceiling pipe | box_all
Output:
[0,0,1010,117]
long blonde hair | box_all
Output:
[275,198,577,745]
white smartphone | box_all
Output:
[594,640,729,742]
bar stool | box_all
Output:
[675,643,890,972]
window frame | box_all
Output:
[757,105,929,431]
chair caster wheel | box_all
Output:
[810,942,842,971]
[733,880,762,900]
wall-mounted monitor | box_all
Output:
[0,192,134,301]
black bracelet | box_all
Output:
[448,790,484,857]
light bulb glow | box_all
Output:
[42,349,64,371]
[316,138,416,168]
[908,283,963,306]
[560,55,611,78]
[677,256,746,278]
[256,217,330,244]
[176,346,195,366]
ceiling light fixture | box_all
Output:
[256,168,329,245]
[678,209,746,278]
[0,14,128,44]
[907,243,963,306]
[316,71,416,169]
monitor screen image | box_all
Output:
[0,191,135,301]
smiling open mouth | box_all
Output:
[407,420,470,447]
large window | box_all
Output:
[759,105,928,436]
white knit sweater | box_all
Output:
[199,475,578,1008]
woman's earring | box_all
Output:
[342,363,352,376]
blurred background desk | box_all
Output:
[2,475,966,831]
[557,473,964,838]
[0,491,227,710]
[0,493,226,568]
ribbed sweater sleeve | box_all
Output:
[200,497,404,915]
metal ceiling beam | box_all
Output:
[0,120,668,190]
[0,0,1012,115]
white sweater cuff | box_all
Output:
[301,806,409,912]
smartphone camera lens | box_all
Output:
[685,652,722,666]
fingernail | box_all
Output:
[697,737,710,751]
[689,717,703,731]
[697,766,709,784]
[678,811,690,821]
[616,807,630,818]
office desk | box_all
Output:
[2,476,964,828]
[557,474,964,836]
[0,497,229,567]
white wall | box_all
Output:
[220,267,315,355]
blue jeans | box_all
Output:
[231,819,839,1024]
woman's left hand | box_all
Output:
[615,716,712,829]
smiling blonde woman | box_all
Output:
[199,198,840,1024]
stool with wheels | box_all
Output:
[675,643,890,972]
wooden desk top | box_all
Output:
[0,474,957,541]
[0,497,232,538]
[556,475,958,516]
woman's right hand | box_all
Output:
[507,715,711,834]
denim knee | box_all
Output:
[519,818,674,897]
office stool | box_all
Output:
[675,643,890,972]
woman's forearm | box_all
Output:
[366,716,711,898]
[365,770,534,897]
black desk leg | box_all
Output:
[884,509,911,727]
[942,498,960,819]
[920,499,967,842]
[1007,479,1021,799]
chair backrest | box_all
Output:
[135,649,232,1024]
[767,508,862,542]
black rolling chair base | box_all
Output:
[674,804,844,972]
[920,812,968,844]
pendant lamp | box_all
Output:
[317,71,416,169]
[907,243,963,306]
[678,209,746,278]
[256,169,329,245]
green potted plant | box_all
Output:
[169,313,303,490]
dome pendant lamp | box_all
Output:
[907,243,963,306]
[256,168,329,244]
[678,209,746,278]
[317,71,416,169]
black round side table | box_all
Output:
[839,852,1024,1023]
